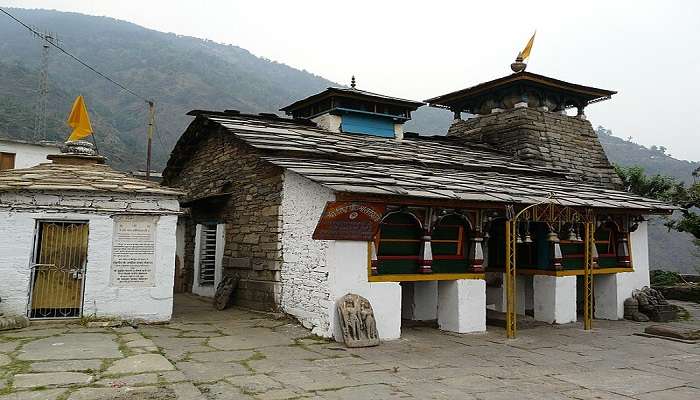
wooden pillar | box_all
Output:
[551,237,563,270]
[418,208,434,274]
[369,241,379,275]
[418,230,433,274]
[469,233,485,272]
[617,234,631,267]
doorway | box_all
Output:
[29,221,89,319]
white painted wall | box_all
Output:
[278,171,403,340]
[311,114,342,133]
[533,275,577,324]
[485,273,507,312]
[402,281,438,321]
[279,171,335,335]
[0,192,179,322]
[393,123,404,140]
[82,214,177,322]
[329,241,402,340]
[437,279,486,333]
[486,273,530,315]
[0,140,60,169]
[595,220,651,319]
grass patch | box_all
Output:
[0,358,30,379]
[239,351,266,372]
[117,340,135,357]
[0,357,31,395]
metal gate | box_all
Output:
[29,221,88,319]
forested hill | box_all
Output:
[0,8,452,170]
[0,8,337,168]
[1,8,698,271]
[596,126,699,184]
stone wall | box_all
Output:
[279,170,335,335]
[163,128,285,311]
[448,107,622,188]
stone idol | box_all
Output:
[624,286,677,322]
[337,294,379,347]
[215,276,240,311]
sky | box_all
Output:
[3,0,700,161]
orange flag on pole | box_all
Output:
[519,31,536,60]
[66,95,93,141]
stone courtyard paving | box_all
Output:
[1,295,699,400]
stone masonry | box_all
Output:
[2,295,699,399]
[163,122,285,311]
[448,107,622,189]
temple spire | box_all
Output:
[511,31,536,73]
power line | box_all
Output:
[1,7,170,173]
[0,7,152,104]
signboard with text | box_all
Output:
[110,215,158,287]
[312,202,385,241]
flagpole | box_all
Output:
[89,131,100,155]
[146,101,155,180]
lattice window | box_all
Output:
[431,215,471,273]
[198,224,218,286]
[375,212,422,274]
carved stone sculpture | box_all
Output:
[337,294,379,348]
[624,286,677,322]
[214,275,240,311]
[623,296,649,322]
[0,315,29,331]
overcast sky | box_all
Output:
[4,0,700,161]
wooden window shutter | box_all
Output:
[0,152,16,170]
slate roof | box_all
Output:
[425,71,616,109]
[0,137,62,148]
[280,87,424,113]
[167,112,673,213]
[0,162,182,196]
[200,113,563,177]
[263,157,671,211]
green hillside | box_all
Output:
[0,8,339,168]
[595,127,700,273]
[0,8,697,272]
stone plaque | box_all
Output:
[313,202,385,241]
[337,294,379,348]
[110,215,158,287]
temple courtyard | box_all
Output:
[1,295,699,400]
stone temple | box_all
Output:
[162,68,672,340]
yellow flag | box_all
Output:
[66,95,93,141]
[519,31,536,60]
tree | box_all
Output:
[666,182,700,240]
[615,165,700,245]
[614,165,676,200]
